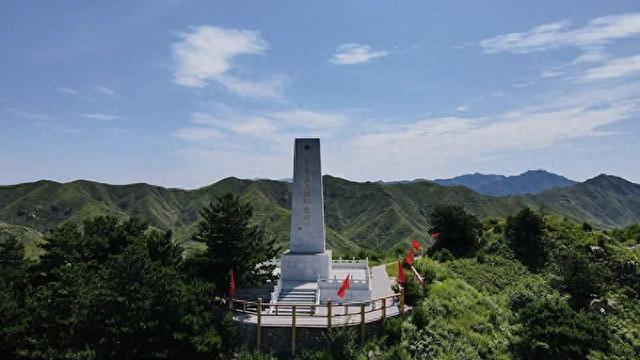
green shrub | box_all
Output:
[432,248,454,262]
[403,276,424,306]
[383,317,404,346]
[323,326,357,360]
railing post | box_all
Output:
[256,298,262,351]
[291,305,297,356]
[400,287,405,315]
[360,303,366,344]
[381,298,386,322]
[327,300,332,330]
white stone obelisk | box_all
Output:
[289,138,326,253]
[280,138,331,282]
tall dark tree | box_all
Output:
[506,207,547,271]
[428,205,481,257]
[188,193,279,291]
[0,236,30,357]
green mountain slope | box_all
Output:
[534,174,640,228]
[1,174,639,254]
[0,221,45,259]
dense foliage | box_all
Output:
[0,194,278,359]
[186,193,279,291]
[290,210,640,359]
[428,205,481,257]
[2,195,640,359]
[505,207,546,271]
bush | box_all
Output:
[509,288,610,359]
[383,317,404,346]
[323,326,357,360]
[431,248,454,262]
[403,276,424,306]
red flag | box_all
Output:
[397,261,406,284]
[431,232,440,240]
[411,239,422,251]
[405,250,414,265]
[228,270,236,298]
[337,274,351,298]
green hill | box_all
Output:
[1,174,639,254]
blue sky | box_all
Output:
[1,1,640,188]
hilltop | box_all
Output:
[1,173,639,254]
[433,169,576,196]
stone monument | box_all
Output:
[273,138,372,306]
[280,139,332,281]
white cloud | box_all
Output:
[269,109,348,129]
[5,107,50,120]
[57,87,78,95]
[94,86,115,96]
[479,13,640,53]
[329,43,389,65]
[175,109,348,144]
[171,25,283,98]
[512,81,536,88]
[80,113,121,121]
[571,48,609,65]
[580,54,640,81]
[540,69,564,78]
[217,75,285,98]
[349,100,638,177]
[455,104,470,112]
[172,127,223,141]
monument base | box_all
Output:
[280,250,332,282]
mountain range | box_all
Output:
[433,170,576,196]
[1,172,639,254]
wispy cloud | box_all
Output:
[174,108,349,144]
[80,113,121,121]
[94,86,115,96]
[57,87,78,95]
[171,25,283,98]
[580,54,640,81]
[479,13,640,53]
[5,107,50,120]
[349,97,639,177]
[329,43,389,65]
[269,109,348,129]
[172,127,223,141]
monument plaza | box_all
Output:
[272,138,373,308]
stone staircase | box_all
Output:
[276,287,318,315]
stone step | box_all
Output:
[278,293,316,298]
[271,306,316,315]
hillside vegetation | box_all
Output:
[1,174,639,255]
[1,191,639,359]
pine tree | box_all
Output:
[189,193,279,292]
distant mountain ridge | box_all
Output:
[433,170,576,196]
[0,173,638,253]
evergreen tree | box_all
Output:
[188,193,279,292]
[506,207,547,271]
[428,205,481,257]
[0,236,30,358]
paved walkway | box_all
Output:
[371,264,395,298]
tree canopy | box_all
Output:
[186,193,279,292]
